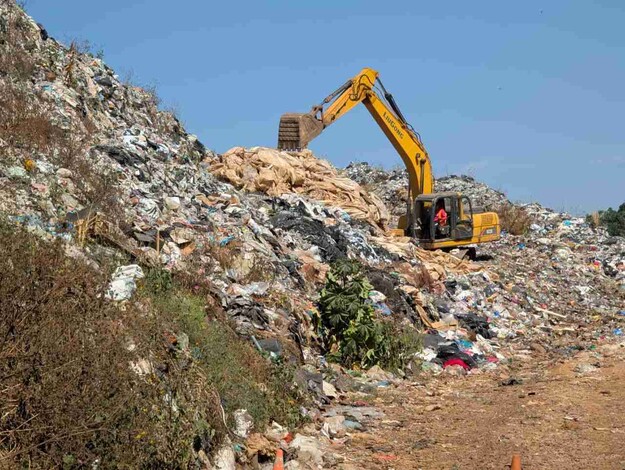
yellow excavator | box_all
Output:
[277,67,500,256]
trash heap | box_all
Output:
[1,2,624,468]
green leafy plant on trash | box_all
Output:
[317,259,422,370]
[587,203,625,237]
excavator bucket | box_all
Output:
[277,113,324,150]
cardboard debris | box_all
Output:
[210,147,390,229]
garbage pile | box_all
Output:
[343,162,410,221]
[1,2,624,468]
[435,174,509,210]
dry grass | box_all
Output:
[0,224,304,467]
[0,221,216,467]
[0,5,36,82]
[496,203,533,235]
[208,240,276,283]
[0,84,60,153]
[588,211,600,228]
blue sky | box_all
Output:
[25,0,625,213]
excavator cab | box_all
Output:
[413,193,476,247]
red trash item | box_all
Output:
[442,358,471,370]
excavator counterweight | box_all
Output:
[278,113,323,151]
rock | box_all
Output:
[5,166,28,180]
[444,365,468,376]
[60,192,81,210]
[344,419,363,430]
[530,342,547,354]
[365,365,393,382]
[322,380,338,399]
[425,404,442,412]
[323,415,346,437]
[164,196,181,210]
[574,363,599,374]
[56,168,73,178]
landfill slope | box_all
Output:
[1,1,625,468]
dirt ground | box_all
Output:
[335,341,625,470]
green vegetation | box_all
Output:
[588,203,625,237]
[143,269,304,430]
[317,259,421,370]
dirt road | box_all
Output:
[335,342,625,470]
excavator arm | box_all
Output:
[277,68,433,204]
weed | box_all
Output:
[380,322,423,371]
[0,7,36,81]
[143,267,174,294]
[0,83,59,152]
[317,259,422,370]
[0,220,214,467]
[586,211,600,229]
[241,256,276,284]
[0,220,305,467]
[64,37,104,59]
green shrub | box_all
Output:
[381,322,423,371]
[144,284,304,430]
[318,259,385,367]
[317,259,422,370]
[594,203,625,237]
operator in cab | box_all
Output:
[434,200,448,238]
